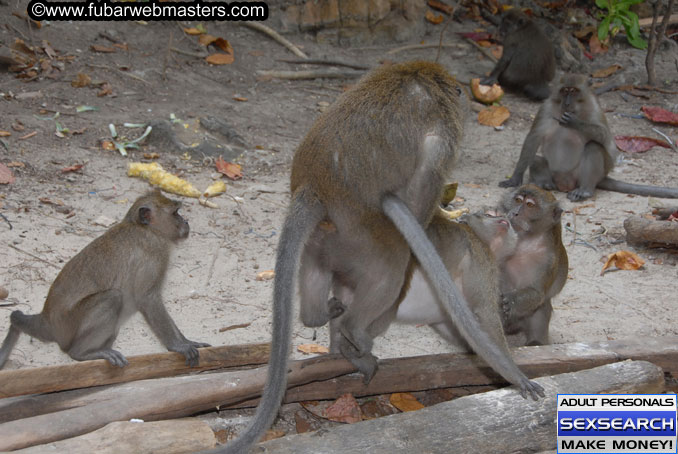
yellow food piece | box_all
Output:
[438,206,469,220]
[203,180,227,198]
[127,162,201,198]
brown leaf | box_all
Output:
[0,163,16,184]
[12,121,25,132]
[425,10,445,24]
[61,164,84,173]
[205,53,234,65]
[97,82,113,97]
[71,72,91,88]
[215,156,243,180]
[6,161,25,168]
[427,0,453,15]
[642,106,678,126]
[42,40,57,59]
[294,411,317,434]
[233,96,248,102]
[143,152,160,159]
[198,34,219,46]
[592,64,622,78]
[13,38,35,56]
[574,26,596,39]
[589,35,608,55]
[390,392,425,412]
[211,38,234,54]
[457,32,492,42]
[113,43,129,51]
[600,250,645,276]
[297,344,329,354]
[477,105,510,127]
[0,131,10,137]
[218,322,251,332]
[19,131,37,140]
[614,136,671,153]
[490,45,503,59]
[260,430,285,442]
[323,394,362,423]
[476,40,492,48]
[101,140,116,151]
[360,396,399,420]
[183,27,205,36]
[91,44,116,53]
[255,270,275,281]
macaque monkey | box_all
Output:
[0,191,209,369]
[481,9,556,101]
[498,185,568,345]
[395,212,518,354]
[500,74,678,201]
[217,62,543,454]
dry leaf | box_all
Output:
[425,10,444,24]
[183,27,205,35]
[6,161,25,168]
[294,411,317,434]
[211,38,233,54]
[218,322,251,332]
[216,156,243,180]
[592,64,622,78]
[457,32,492,42]
[71,72,91,88]
[614,136,671,153]
[206,53,234,65]
[477,40,492,47]
[260,430,285,442]
[478,105,510,127]
[589,35,608,55]
[390,392,425,412]
[427,0,453,15]
[97,83,113,97]
[0,163,16,184]
[360,396,399,420]
[641,106,678,126]
[297,344,329,354]
[323,394,362,424]
[490,45,503,59]
[19,131,37,140]
[600,250,645,276]
[255,270,275,281]
[198,34,219,46]
[0,131,10,137]
[0,287,8,300]
[101,140,116,151]
[143,152,160,159]
[11,121,25,132]
[91,44,116,53]
[61,164,84,173]
[233,96,248,102]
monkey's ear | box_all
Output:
[553,207,563,222]
[138,206,153,225]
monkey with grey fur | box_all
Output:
[0,191,209,369]
[212,62,544,454]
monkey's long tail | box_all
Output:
[598,178,678,198]
[0,325,21,368]
[203,188,324,454]
[382,195,533,389]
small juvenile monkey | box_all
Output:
[500,74,678,201]
[395,211,518,352]
[0,191,209,369]
[497,185,568,345]
[218,62,543,454]
[481,9,556,101]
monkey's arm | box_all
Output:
[501,287,544,325]
[480,48,515,86]
[140,296,210,366]
[559,112,610,145]
[499,123,542,188]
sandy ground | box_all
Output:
[1,3,677,436]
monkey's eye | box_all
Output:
[454,86,462,95]
[526,199,536,208]
[514,196,523,203]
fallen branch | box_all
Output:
[257,69,364,80]
[242,22,308,59]
[14,420,216,454]
[0,343,270,399]
[277,58,370,70]
[624,216,678,247]
[259,361,664,453]
[639,13,678,27]
[386,42,465,55]
[462,38,498,63]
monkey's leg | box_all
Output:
[140,296,210,367]
[528,156,556,190]
[522,300,553,346]
[501,287,544,327]
[522,83,550,101]
[298,244,333,327]
[568,143,606,202]
[66,290,128,367]
[8,310,54,342]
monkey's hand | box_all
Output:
[171,340,211,367]
[558,111,581,128]
[327,297,347,319]
[500,293,515,324]
[520,378,545,401]
[498,176,522,188]
[567,188,594,202]
[480,75,498,86]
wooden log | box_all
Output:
[0,355,356,451]
[0,343,270,399]
[258,361,665,453]
[2,336,677,425]
[624,216,678,247]
[14,420,216,454]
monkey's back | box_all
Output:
[291,61,465,215]
[501,22,555,86]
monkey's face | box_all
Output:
[502,187,561,235]
[558,86,580,112]
[169,204,190,241]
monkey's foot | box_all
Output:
[327,297,346,319]
[498,177,520,188]
[567,188,593,202]
[98,349,129,367]
[350,352,378,384]
[519,378,545,401]
[171,341,208,367]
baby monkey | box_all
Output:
[0,191,209,369]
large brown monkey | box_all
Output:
[395,212,518,351]
[0,191,209,369]
[500,74,678,201]
[498,185,568,345]
[214,62,543,454]
[480,9,555,101]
